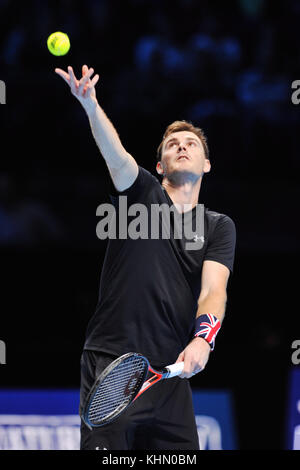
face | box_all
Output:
[156,131,211,181]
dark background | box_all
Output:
[0,0,299,450]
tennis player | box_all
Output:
[55,65,236,450]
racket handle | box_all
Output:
[165,361,184,378]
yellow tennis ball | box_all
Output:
[47,32,70,56]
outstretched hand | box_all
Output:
[55,64,99,113]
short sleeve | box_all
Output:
[109,165,157,207]
[204,215,236,273]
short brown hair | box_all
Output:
[156,120,209,161]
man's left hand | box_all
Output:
[175,337,211,378]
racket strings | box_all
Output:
[88,356,147,425]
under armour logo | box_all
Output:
[95,446,108,450]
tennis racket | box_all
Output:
[81,352,184,429]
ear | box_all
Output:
[156,161,164,175]
[203,159,211,174]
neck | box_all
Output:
[162,172,202,213]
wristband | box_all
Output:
[194,314,221,351]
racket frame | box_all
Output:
[81,353,184,429]
[81,352,149,429]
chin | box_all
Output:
[167,169,200,185]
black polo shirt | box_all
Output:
[84,166,236,366]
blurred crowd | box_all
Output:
[0,0,299,248]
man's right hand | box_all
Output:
[55,64,99,114]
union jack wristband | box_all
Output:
[194,314,221,351]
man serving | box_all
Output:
[55,65,236,450]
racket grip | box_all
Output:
[165,361,184,378]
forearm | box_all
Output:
[86,101,129,170]
[196,290,227,323]
[177,285,229,378]
[177,291,226,377]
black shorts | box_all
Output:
[79,350,200,450]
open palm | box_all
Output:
[55,64,99,111]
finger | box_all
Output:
[82,68,96,93]
[180,370,191,379]
[175,352,185,364]
[176,352,185,378]
[91,74,99,87]
[82,64,89,75]
[183,365,199,379]
[85,84,94,98]
[79,72,94,96]
[54,68,70,84]
[68,66,78,94]
[179,358,192,378]
[78,68,94,94]
[184,358,200,378]
[191,367,202,376]
[84,74,99,97]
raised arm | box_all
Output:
[55,64,138,191]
